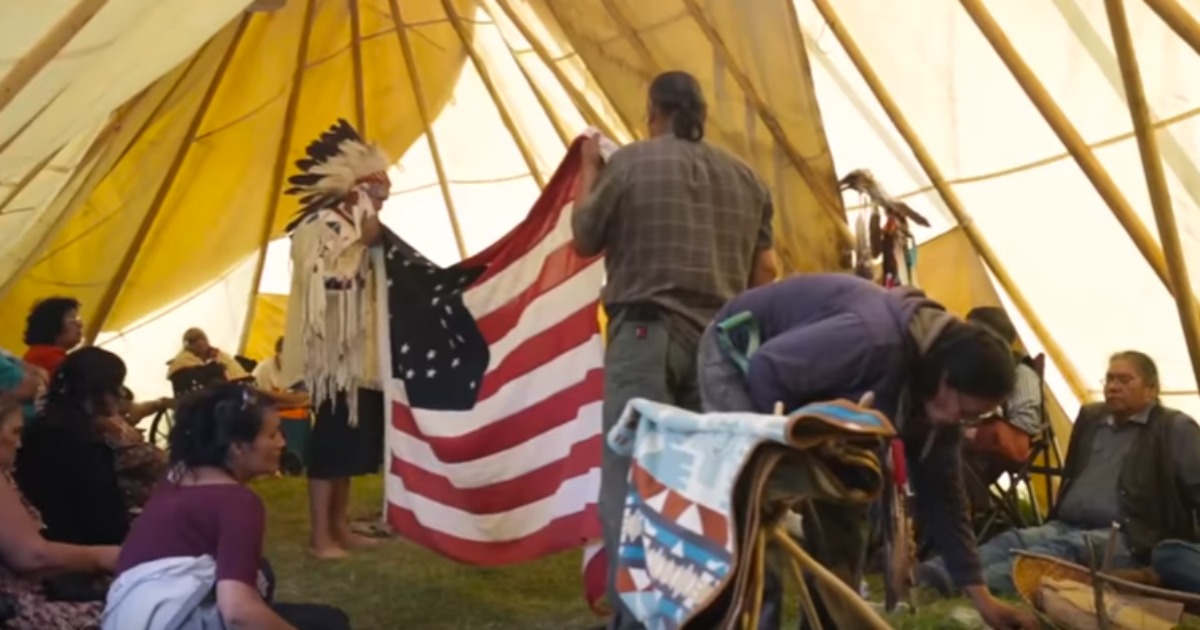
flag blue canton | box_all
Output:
[381,228,489,411]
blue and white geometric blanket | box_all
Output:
[606,397,893,630]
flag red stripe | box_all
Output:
[391,368,603,462]
[475,301,599,402]
[388,434,601,515]
[387,503,601,566]
[472,242,597,345]
[461,139,588,283]
[583,547,609,615]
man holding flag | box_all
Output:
[571,70,779,630]
[281,119,492,561]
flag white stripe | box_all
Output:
[463,202,574,319]
[386,469,599,541]
[388,400,602,488]
[386,333,603,437]
[476,259,603,372]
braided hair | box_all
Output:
[648,71,707,142]
[168,384,271,474]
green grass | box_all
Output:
[252,475,1004,629]
[256,475,599,630]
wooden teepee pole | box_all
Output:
[809,0,1090,402]
[1143,0,1200,57]
[0,0,109,115]
[1106,0,1200,392]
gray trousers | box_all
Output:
[697,323,755,413]
[601,311,701,630]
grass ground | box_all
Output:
[255,474,996,629]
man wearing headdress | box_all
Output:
[279,120,391,559]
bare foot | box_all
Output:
[337,532,381,550]
[307,545,349,560]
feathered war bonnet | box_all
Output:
[284,119,392,232]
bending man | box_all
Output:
[698,273,1037,630]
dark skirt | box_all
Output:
[307,388,385,480]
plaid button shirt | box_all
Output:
[572,136,773,330]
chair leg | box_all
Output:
[744,529,766,630]
[771,527,892,630]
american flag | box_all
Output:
[378,137,608,604]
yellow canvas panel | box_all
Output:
[0,31,239,351]
[915,228,1001,317]
[526,0,849,274]
[243,293,289,362]
[0,0,473,344]
[0,0,251,181]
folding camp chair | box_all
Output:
[964,353,1066,542]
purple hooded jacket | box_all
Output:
[711,273,983,587]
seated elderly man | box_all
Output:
[916,350,1200,596]
[166,327,250,396]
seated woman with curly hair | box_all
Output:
[22,296,83,377]
[0,400,119,630]
[104,384,349,630]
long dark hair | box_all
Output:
[911,320,1016,401]
[42,346,126,431]
[168,384,271,474]
[649,71,707,142]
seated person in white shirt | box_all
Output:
[959,307,1044,517]
[252,337,311,473]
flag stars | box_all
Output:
[426,368,437,378]
[432,296,440,306]
[451,357,460,368]
[469,381,477,389]
[400,343,410,354]
[405,369,415,379]
[426,349,436,360]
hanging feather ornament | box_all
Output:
[853,211,873,280]
[838,169,930,229]
[869,207,884,258]
[284,118,392,232]
[838,169,930,288]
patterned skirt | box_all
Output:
[0,568,102,630]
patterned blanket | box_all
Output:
[607,398,896,630]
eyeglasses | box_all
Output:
[1102,374,1138,387]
